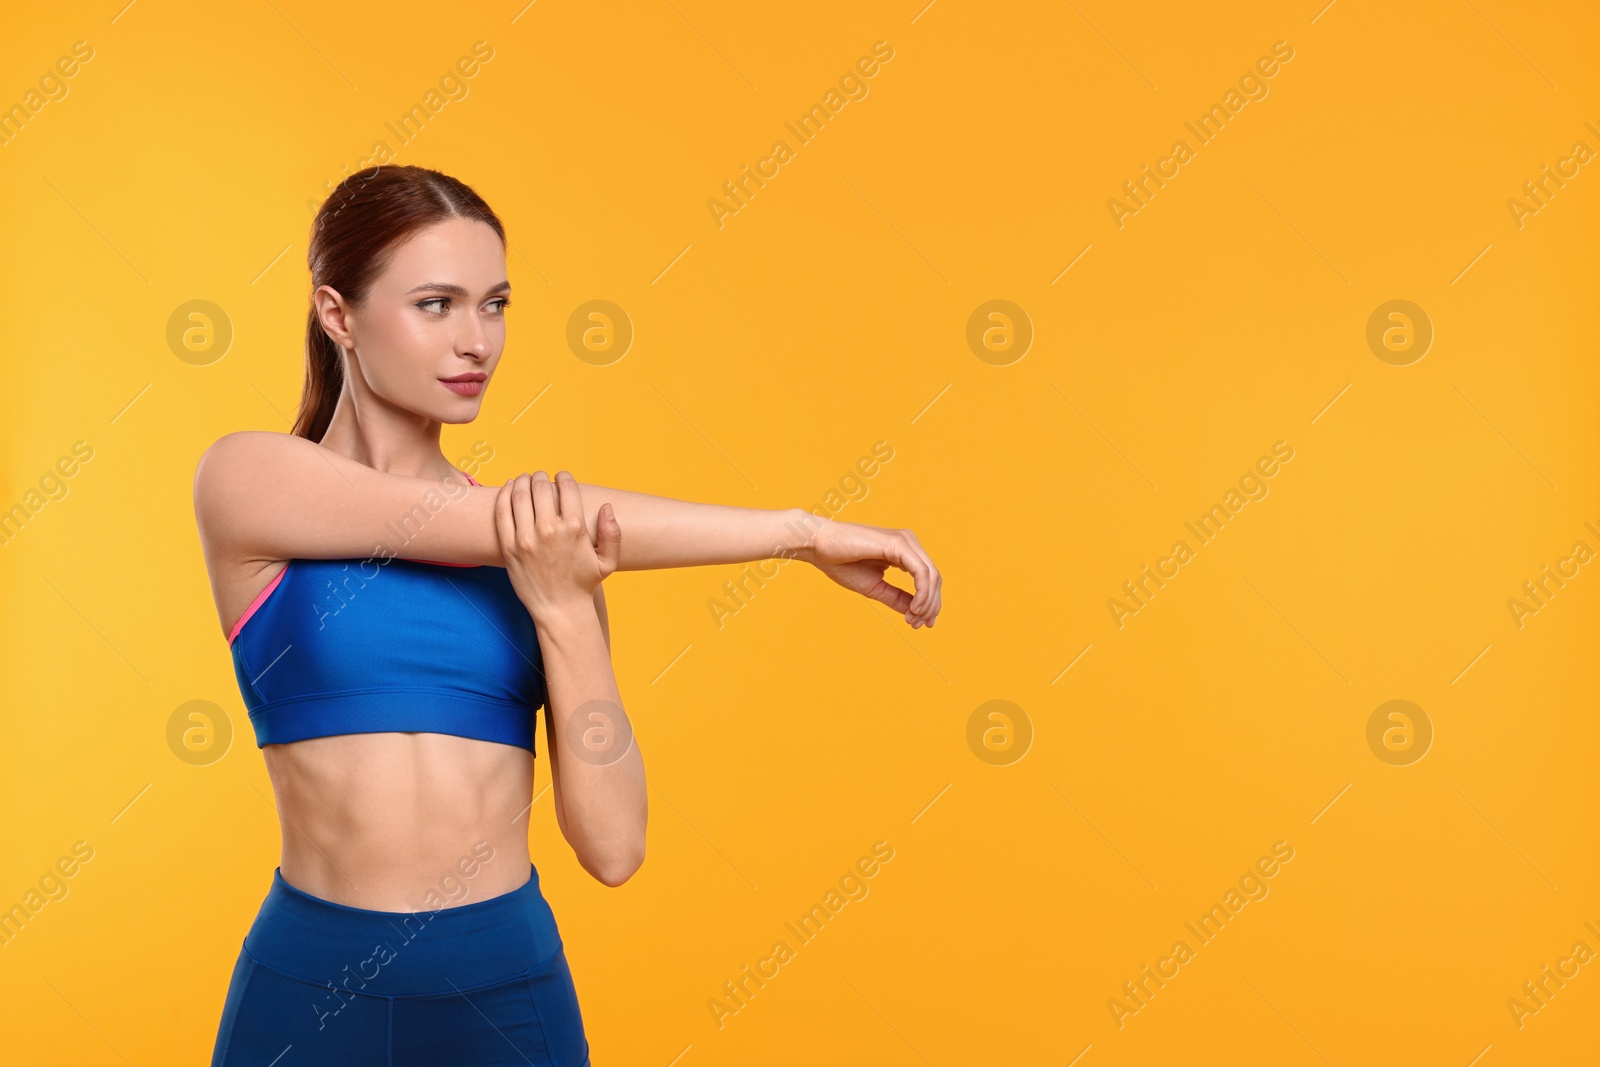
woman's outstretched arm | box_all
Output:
[195,430,941,626]
[194,430,810,570]
[573,481,943,627]
[562,479,816,571]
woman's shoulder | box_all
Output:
[193,430,339,521]
[192,431,320,574]
[195,429,301,479]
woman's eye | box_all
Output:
[417,298,510,315]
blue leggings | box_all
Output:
[210,864,590,1066]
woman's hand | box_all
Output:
[803,519,942,628]
[496,471,621,624]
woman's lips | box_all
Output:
[440,378,485,396]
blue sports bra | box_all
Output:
[226,472,547,753]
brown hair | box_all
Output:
[293,165,506,442]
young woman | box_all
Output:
[195,165,941,1065]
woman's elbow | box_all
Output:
[588,844,646,888]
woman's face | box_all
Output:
[319,216,510,423]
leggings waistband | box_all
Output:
[242,863,564,997]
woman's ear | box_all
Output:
[314,284,355,351]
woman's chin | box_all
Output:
[431,395,485,423]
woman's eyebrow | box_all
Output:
[405,281,512,296]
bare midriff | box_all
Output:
[263,730,539,912]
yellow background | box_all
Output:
[3,0,1598,1063]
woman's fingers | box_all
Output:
[876,576,915,615]
[901,528,941,625]
[530,471,559,536]
[888,529,935,626]
[493,480,517,558]
[554,471,584,532]
[505,470,596,554]
[896,528,939,625]
[898,535,923,619]
[593,501,621,578]
[868,536,921,622]
[511,473,537,550]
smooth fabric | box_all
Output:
[211,864,590,1066]
[226,474,549,753]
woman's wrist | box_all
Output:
[528,598,603,640]
[785,508,831,566]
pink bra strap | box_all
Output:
[228,563,289,645]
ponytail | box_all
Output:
[292,303,345,442]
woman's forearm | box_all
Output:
[571,482,826,571]
[537,602,646,887]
